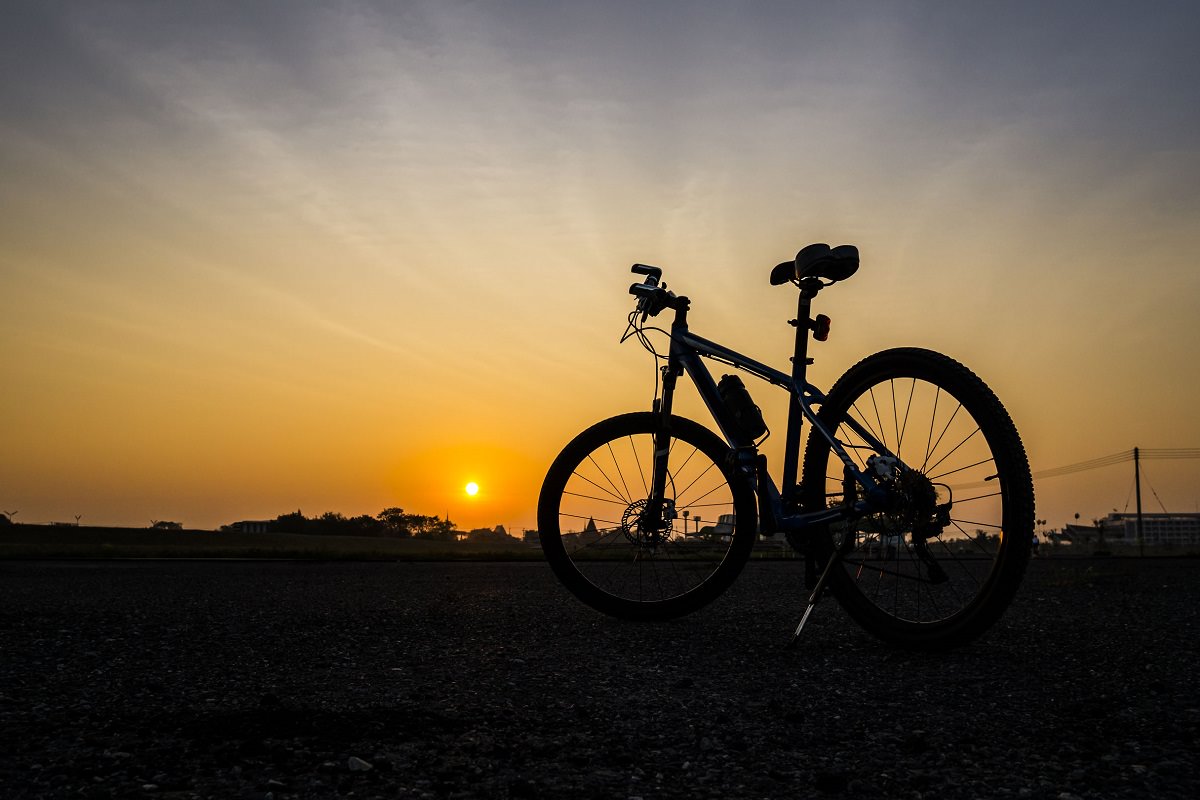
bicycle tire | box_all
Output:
[538,412,757,620]
[799,348,1034,648]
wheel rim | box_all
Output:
[817,374,1012,625]
[552,429,741,605]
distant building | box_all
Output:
[150,521,183,531]
[1097,512,1200,547]
[577,518,606,546]
[229,520,270,534]
[463,525,519,544]
[1057,524,1098,546]
[685,513,735,543]
[561,517,608,550]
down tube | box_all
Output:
[675,331,890,491]
[676,349,756,449]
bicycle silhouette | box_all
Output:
[538,244,1034,649]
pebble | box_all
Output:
[1,559,1196,799]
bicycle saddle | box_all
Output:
[770,243,860,285]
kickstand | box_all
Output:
[786,552,841,649]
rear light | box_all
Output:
[813,314,831,342]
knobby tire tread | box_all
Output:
[538,413,757,621]
[800,347,1034,649]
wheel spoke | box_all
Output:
[924,425,983,477]
[927,455,994,483]
[542,415,750,612]
[799,350,1033,644]
[583,454,630,505]
[606,439,636,505]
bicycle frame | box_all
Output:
[544,258,1032,644]
[648,284,894,537]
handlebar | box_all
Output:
[631,263,662,283]
[629,264,687,319]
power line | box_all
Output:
[1032,450,1132,479]
[1033,447,1200,481]
[1139,448,1200,460]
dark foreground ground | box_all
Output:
[1,559,1196,799]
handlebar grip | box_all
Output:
[631,263,662,283]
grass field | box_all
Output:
[0,524,541,560]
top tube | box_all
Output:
[676,329,822,400]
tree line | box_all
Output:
[227,507,460,540]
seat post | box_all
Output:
[781,281,821,496]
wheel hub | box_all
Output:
[895,469,939,525]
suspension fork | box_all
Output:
[646,359,682,530]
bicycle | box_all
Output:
[537,244,1035,649]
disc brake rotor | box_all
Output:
[620,499,674,547]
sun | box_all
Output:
[465,481,479,497]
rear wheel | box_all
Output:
[800,348,1034,648]
[538,413,757,620]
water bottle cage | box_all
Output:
[718,374,768,440]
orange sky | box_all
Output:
[3,2,1199,531]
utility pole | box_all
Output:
[1134,446,1144,556]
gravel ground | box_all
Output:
[1,558,1196,799]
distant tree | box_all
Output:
[376,508,454,539]
[349,514,381,535]
[409,514,455,541]
[257,507,453,538]
[271,510,308,534]
[377,507,410,537]
[464,525,519,544]
[315,511,351,535]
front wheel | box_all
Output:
[538,413,757,620]
[800,348,1034,649]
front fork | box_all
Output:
[644,363,682,537]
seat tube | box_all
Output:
[781,290,814,495]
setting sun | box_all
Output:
[465,482,479,497]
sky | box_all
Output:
[3,0,1199,532]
